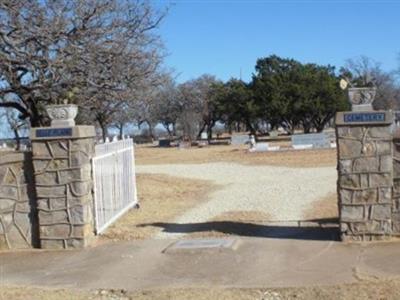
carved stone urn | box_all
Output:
[348,87,377,111]
[46,104,78,127]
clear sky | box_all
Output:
[155,0,400,83]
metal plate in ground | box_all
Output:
[163,238,239,253]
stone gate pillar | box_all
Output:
[30,126,96,249]
[336,111,393,241]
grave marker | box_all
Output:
[231,134,250,145]
[291,133,330,149]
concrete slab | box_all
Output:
[163,238,238,253]
[2,237,400,291]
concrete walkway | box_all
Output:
[2,235,400,291]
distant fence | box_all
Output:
[92,138,138,234]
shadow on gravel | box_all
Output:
[139,218,340,241]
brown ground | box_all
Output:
[3,279,400,300]
[303,192,339,221]
[99,173,216,241]
[101,145,338,241]
[135,144,337,168]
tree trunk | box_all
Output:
[197,122,207,139]
[146,120,154,139]
[303,123,312,134]
[118,123,124,139]
[98,120,107,142]
[163,122,173,137]
[13,128,21,151]
[207,125,213,141]
[172,122,177,136]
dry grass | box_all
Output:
[4,279,400,300]
[135,144,337,168]
[98,173,216,241]
[98,145,338,241]
[304,192,339,220]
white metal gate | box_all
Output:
[92,138,138,234]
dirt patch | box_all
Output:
[0,286,89,300]
[135,145,336,168]
[304,192,338,220]
[4,279,400,300]
[99,174,216,241]
[130,280,400,299]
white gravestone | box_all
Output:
[291,133,330,149]
[231,134,250,145]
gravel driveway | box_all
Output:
[136,162,336,238]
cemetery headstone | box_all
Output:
[231,134,250,145]
[269,131,278,138]
[253,142,269,152]
[159,139,171,147]
[179,141,191,149]
[291,133,330,149]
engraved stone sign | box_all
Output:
[343,112,385,123]
[335,111,392,126]
[36,128,73,138]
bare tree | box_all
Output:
[341,56,400,110]
[0,107,29,150]
[150,76,181,136]
[176,75,222,141]
[0,0,166,128]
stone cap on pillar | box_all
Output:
[335,111,393,126]
[30,125,96,141]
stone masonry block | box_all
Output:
[380,155,393,173]
[36,185,66,198]
[378,187,392,204]
[48,141,69,157]
[34,172,58,185]
[69,204,92,225]
[371,205,391,220]
[353,157,379,173]
[39,210,69,225]
[368,126,392,139]
[337,127,363,139]
[338,139,362,159]
[40,224,71,238]
[339,174,360,188]
[72,224,93,238]
[369,173,392,188]
[40,239,65,249]
[394,143,400,158]
[392,212,400,234]
[352,188,377,204]
[58,165,91,184]
[70,151,91,167]
[394,160,400,177]
[338,159,352,174]
[349,220,383,234]
[360,174,369,188]
[393,178,400,194]
[341,205,364,221]
[376,141,392,156]
[32,142,49,157]
[339,189,353,204]
[68,181,92,197]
